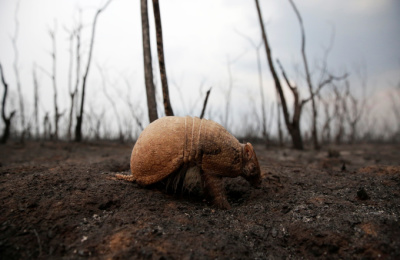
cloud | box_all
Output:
[346,0,390,15]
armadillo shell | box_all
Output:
[130,116,242,186]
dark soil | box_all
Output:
[0,141,399,259]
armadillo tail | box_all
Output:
[115,173,136,182]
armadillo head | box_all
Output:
[241,143,262,188]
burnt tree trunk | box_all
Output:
[152,0,174,116]
[224,57,234,128]
[200,88,212,119]
[333,85,345,144]
[75,0,112,142]
[12,0,25,141]
[98,64,123,143]
[122,77,144,131]
[66,28,74,141]
[289,0,319,150]
[66,20,82,141]
[255,44,267,139]
[235,30,267,139]
[69,20,82,141]
[48,24,61,140]
[320,94,333,144]
[0,63,16,144]
[32,64,40,140]
[254,0,304,150]
[141,0,158,123]
[276,91,283,146]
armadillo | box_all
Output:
[116,116,261,209]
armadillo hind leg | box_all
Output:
[115,173,136,182]
[202,173,231,210]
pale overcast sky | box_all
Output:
[0,0,399,137]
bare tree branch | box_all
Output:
[152,0,174,116]
[122,76,144,131]
[75,0,113,142]
[11,0,25,141]
[224,56,234,129]
[235,29,267,138]
[276,59,296,91]
[141,0,158,123]
[64,17,81,141]
[200,87,212,119]
[97,63,123,142]
[255,0,303,149]
[288,0,321,149]
[70,12,83,140]
[32,63,40,140]
[48,21,61,140]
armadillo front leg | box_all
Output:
[202,172,231,210]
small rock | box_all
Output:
[153,226,163,236]
[357,188,370,200]
[281,205,291,214]
[271,227,278,238]
[78,249,90,256]
[47,230,55,239]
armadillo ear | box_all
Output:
[244,143,254,161]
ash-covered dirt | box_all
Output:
[0,141,399,259]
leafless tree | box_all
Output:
[235,30,268,139]
[48,22,62,140]
[289,0,349,149]
[152,0,174,116]
[141,0,158,123]
[277,56,340,149]
[224,56,234,129]
[75,0,113,142]
[11,0,25,141]
[319,91,333,144]
[344,79,366,143]
[388,83,400,141]
[332,84,346,144]
[122,77,144,132]
[276,91,284,146]
[170,77,208,116]
[193,80,208,114]
[275,59,307,149]
[66,27,74,139]
[65,13,82,141]
[0,63,16,144]
[97,64,123,142]
[37,24,63,140]
[88,104,105,141]
[264,101,275,145]
[32,63,40,140]
[255,0,302,149]
[170,77,187,114]
[43,112,51,140]
[255,0,346,149]
[288,0,320,149]
[390,83,400,130]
